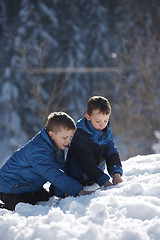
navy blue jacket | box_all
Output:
[66,116,123,186]
[0,127,83,197]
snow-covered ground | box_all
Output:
[0,154,160,240]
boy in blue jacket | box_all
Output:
[66,96,123,188]
[0,112,92,211]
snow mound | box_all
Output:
[0,154,160,240]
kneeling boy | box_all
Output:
[66,96,123,188]
[0,112,92,211]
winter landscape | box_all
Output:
[0,1,160,161]
[0,2,160,239]
[0,153,160,240]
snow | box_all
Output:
[0,154,160,240]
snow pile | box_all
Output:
[0,154,160,240]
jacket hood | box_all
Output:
[76,116,91,134]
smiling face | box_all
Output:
[85,109,110,131]
[48,128,75,150]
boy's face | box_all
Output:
[85,109,110,131]
[49,128,75,150]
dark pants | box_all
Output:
[0,185,55,211]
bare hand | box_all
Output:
[112,173,123,185]
[78,189,94,196]
[103,180,113,188]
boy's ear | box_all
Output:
[48,130,54,138]
[85,113,90,120]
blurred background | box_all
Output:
[0,0,160,165]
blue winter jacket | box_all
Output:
[0,127,83,197]
[66,116,123,186]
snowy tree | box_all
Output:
[0,0,160,163]
[107,0,160,157]
[152,131,160,154]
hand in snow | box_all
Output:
[78,189,94,196]
[64,193,69,197]
[112,173,123,185]
[103,180,113,188]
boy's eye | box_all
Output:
[96,121,100,123]
[63,137,67,139]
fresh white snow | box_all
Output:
[0,154,160,240]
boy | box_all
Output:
[66,96,123,188]
[0,112,92,211]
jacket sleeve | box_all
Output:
[29,149,83,197]
[68,129,110,186]
[105,128,123,178]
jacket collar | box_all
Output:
[77,116,109,138]
[40,127,57,150]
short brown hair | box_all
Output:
[46,112,76,133]
[87,96,111,115]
